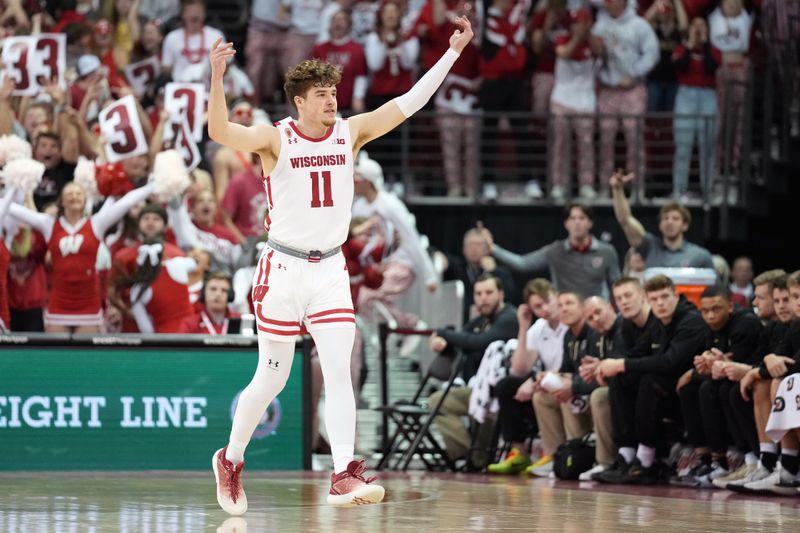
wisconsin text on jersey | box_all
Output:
[289,154,348,169]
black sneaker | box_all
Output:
[621,459,660,485]
[592,455,631,484]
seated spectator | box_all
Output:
[549,8,597,202]
[673,285,762,487]
[161,0,224,83]
[481,202,621,300]
[427,273,519,468]
[730,256,754,304]
[611,171,715,269]
[574,295,623,480]
[487,278,566,475]
[671,16,721,202]
[644,0,688,112]
[312,10,368,115]
[179,271,240,334]
[712,271,792,490]
[736,272,800,494]
[594,274,707,484]
[3,181,155,333]
[443,228,516,322]
[528,292,593,477]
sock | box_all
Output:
[313,327,357,474]
[619,447,636,464]
[780,449,800,476]
[636,444,656,468]
[226,336,296,465]
[745,452,758,465]
[760,442,779,471]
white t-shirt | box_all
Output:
[162,26,225,82]
[526,318,568,372]
[550,42,597,113]
[709,8,752,54]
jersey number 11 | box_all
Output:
[309,170,333,208]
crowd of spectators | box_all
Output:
[0,0,798,495]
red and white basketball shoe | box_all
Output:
[327,459,385,506]
[212,447,248,515]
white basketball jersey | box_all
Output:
[262,117,354,251]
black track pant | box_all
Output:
[609,372,679,448]
[495,374,538,443]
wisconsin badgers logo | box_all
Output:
[58,234,84,257]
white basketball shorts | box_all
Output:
[251,244,355,341]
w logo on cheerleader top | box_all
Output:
[58,234,84,256]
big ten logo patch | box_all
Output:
[231,391,281,439]
[59,234,84,256]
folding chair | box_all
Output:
[375,348,466,471]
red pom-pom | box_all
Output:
[95,162,132,197]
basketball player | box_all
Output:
[207,14,474,514]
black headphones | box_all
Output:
[199,271,235,304]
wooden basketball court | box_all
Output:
[1,471,799,531]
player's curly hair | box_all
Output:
[283,59,342,110]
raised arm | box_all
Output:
[208,38,278,154]
[4,189,56,241]
[610,171,646,248]
[167,197,203,250]
[348,16,474,151]
[91,182,156,237]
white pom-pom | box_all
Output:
[0,135,33,168]
[150,150,191,202]
[73,156,99,200]
[0,158,45,194]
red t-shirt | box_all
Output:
[673,44,722,88]
[342,237,385,312]
[368,37,416,96]
[221,169,269,238]
[312,39,368,109]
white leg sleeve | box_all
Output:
[226,335,295,464]
[313,327,357,473]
